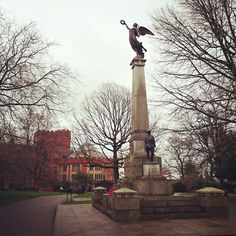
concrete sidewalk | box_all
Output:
[53,204,236,236]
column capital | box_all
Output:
[130,56,146,69]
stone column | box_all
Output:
[92,186,107,205]
[131,56,149,157]
[196,187,229,217]
[111,188,140,221]
[125,56,149,178]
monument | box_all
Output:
[92,20,229,221]
[120,20,172,195]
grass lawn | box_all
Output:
[76,192,93,198]
[63,191,93,205]
[0,191,65,206]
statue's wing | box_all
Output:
[138,26,154,36]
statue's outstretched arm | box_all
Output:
[120,20,130,30]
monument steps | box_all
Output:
[141,205,203,214]
[140,198,199,207]
[140,212,207,220]
[140,197,207,220]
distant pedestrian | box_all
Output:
[107,186,115,196]
[144,129,156,162]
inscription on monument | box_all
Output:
[143,163,160,176]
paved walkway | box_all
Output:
[0,195,66,236]
[53,204,236,236]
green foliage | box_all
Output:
[63,200,91,205]
[222,181,236,193]
[94,180,112,189]
[173,181,187,192]
[192,178,222,190]
[74,172,93,186]
[77,192,93,198]
[63,191,92,205]
[191,178,206,190]
[214,131,236,182]
[174,178,234,192]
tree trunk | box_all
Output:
[113,151,119,182]
[113,166,119,183]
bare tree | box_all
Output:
[186,111,236,182]
[165,133,197,178]
[0,105,57,190]
[73,83,131,182]
[0,10,74,129]
[151,0,236,124]
[0,9,76,189]
[164,105,236,182]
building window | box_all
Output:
[72,164,80,172]
[62,165,67,172]
[95,166,102,171]
[89,165,93,171]
[72,174,77,181]
[95,173,104,180]
[62,175,67,181]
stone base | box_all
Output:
[143,161,161,176]
[132,176,173,195]
[92,186,107,204]
[111,188,140,221]
[125,155,147,178]
[196,187,229,218]
[125,156,163,179]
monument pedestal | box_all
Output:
[125,152,163,177]
[128,158,173,195]
[132,176,173,195]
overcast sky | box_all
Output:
[1,0,173,129]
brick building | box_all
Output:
[34,130,113,191]
[58,152,113,187]
[34,129,71,159]
[33,130,71,190]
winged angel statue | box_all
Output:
[120,20,154,58]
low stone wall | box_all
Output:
[92,186,107,204]
[102,194,112,210]
[92,186,229,221]
[92,187,141,221]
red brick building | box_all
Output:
[58,152,113,188]
[34,130,113,191]
[33,130,71,190]
[34,129,71,160]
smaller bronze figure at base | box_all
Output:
[144,130,156,162]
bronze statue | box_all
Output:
[120,20,154,58]
[144,130,156,162]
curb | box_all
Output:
[52,205,62,236]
